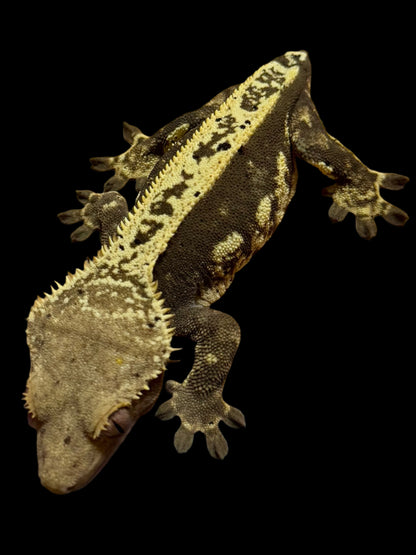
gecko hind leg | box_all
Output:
[58,190,128,246]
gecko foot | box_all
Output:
[58,190,128,243]
[323,171,409,239]
[155,380,246,459]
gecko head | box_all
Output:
[26,372,164,494]
[24,272,174,494]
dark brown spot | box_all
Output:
[131,219,164,245]
[149,200,174,216]
[217,142,231,152]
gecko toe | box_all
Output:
[57,207,96,242]
[155,398,176,421]
[70,224,96,242]
[173,425,194,453]
[206,427,229,459]
[90,156,115,172]
[165,380,181,394]
[223,406,246,429]
[75,190,95,205]
[355,216,377,240]
[379,173,409,191]
[57,208,83,225]
[103,175,129,192]
[328,201,349,223]
[381,203,409,227]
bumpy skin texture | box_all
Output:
[25,51,409,493]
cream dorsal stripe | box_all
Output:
[108,58,301,272]
[34,56,302,305]
[25,47,410,493]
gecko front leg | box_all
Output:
[156,305,246,459]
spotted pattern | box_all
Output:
[111,53,304,278]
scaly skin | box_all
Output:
[25,51,408,493]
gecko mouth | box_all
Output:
[31,373,165,494]
[36,428,130,495]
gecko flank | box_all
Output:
[25,51,409,494]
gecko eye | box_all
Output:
[100,407,134,438]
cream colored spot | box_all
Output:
[212,232,244,263]
[111,57,301,274]
[316,159,335,177]
[276,152,289,191]
[256,195,273,228]
[103,200,121,212]
[29,54,304,327]
[205,353,218,365]
[219,205,229,217]
[298,105,313,127]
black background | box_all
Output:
[8,4,414,548]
